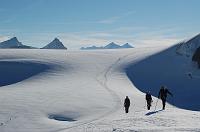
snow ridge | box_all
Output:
[176,33,200,57]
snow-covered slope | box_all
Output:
[126,45,200,111]
[0,43,199,132]
[42,38,67,49]
[176,33,200,57]
[0,37,23,48]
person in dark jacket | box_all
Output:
[158,86,173,110]
[146,92,153,110]
[124,96,130,113]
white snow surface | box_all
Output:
[0,45,199,132]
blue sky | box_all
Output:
[0,0,200,49]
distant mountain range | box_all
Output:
[81,42,134,50]
[0,37,67,49]
[0,37,133,50]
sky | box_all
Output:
[0,0,200,49]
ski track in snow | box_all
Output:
[64,49,165,132]
[52,52,133,132]
[0,47,200,132]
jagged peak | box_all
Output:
[121,43,133,48]
[123,43,130,46]
[53,37,60,41]
[4,37,19,42]
[11,37,17,40]
[42,37,67,49]
[108,42,118,45]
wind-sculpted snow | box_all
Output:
[0,61,50,87]
[126,45,200,111]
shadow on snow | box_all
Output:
[126,45,200,111]
[145,109,163,116]
[48,114,77,122]
[0,61,50,87]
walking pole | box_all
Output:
[154,98,159,111]
[171,95,175,110]
[144,100,146,109]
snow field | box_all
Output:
[0,46,199,132]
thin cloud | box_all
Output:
[87,32,114,38]
[0,35,10,42]
[133,36,184,47]
[98,11,135,24]
[98,16,121,24]
[4,26,193,49]
[56,27,184,49]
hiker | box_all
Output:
[158,86,173,110]
[124,96,130,113]
[146,92,153,110]
[188,73,193,79]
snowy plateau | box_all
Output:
[0,35,200,132]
